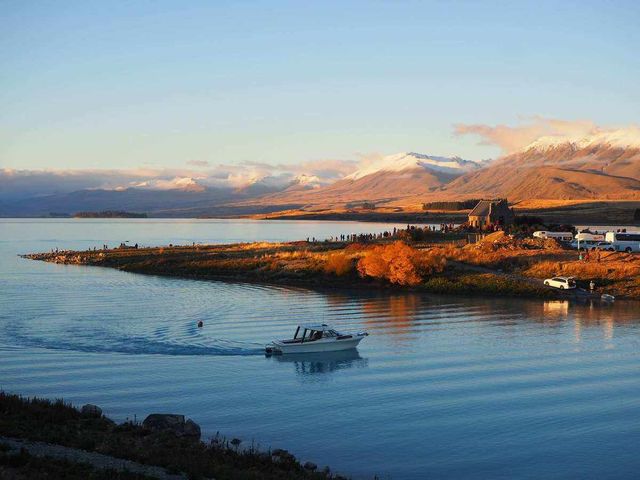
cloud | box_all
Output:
[186,160,210,167]
[452,117,629,154]
[0,157,360,201]
[242,158,358,180]
[0,168,209,200]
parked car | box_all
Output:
[592,241,615,251]
[544,276,577,290]
[569,240,598,250]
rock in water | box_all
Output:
[142,414,201,440]
[80,404,102,417]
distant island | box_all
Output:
[73,210,148,218]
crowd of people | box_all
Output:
[306,223,459,244]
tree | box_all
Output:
[357,241,422,286]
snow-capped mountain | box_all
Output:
[524,125,640,152]
[251,152,482,206]
[345,152,481,180]
[292,173,323,187]
[8,137,640,217]
[441,137,640,201]
[283,174,324,191]
[133,177,207,192]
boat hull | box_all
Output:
[269,336,365,354]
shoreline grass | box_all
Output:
[22,228,640,300]
[0,392,346,480]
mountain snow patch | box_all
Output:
[345,152,481,180]
[525,126,640,151]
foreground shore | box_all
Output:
[0,392,344,480]
[22,232,640,300]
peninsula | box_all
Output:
[73,211,148,218]
[23,229,640,301]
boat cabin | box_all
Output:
[283,324,352,344]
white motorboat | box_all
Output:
[265,324,368,355]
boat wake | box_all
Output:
[3,329,265,356]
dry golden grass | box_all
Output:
[524,253,640,281]
[428,232,564,271]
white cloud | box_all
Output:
[453,117,640,153]
[186,160,210,167]
[0,157,360,200]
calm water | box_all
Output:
[2,219,640,479]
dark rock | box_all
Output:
[80,404,102,417]
[143,413,184,431]
[142,414,201,440]
[184,419,201,438]
[303,461,317,471]
[271,448,295,463]
[271,448,288,457]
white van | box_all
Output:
[575,232,605,242]
[533,231,574,242]
[604,232,640,253]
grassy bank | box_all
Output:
[0,392,345,480]
[0,445,156,480]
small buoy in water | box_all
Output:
[197,320,204,328]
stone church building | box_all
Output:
[468,199,514,229]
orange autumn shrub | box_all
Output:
[357,241,424,286]
[414,249,448,276]
[324,252,354,276]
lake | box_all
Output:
[2,219,640,479]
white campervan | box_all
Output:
[604,232,640,253]
[533,231,574,242]
[575,232,605,242]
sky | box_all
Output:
[1,0,639,172]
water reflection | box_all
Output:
[543,300,570,317]
[357,294,423,335]
[268,349,368,380]
[322,289,640,352]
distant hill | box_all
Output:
[4,142,640,218]
[239,152,483,208]
[440,143,640,202]
[73,211,148,218]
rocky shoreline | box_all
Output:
[0,392,345,480]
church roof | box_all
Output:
[468,199,509,217]
[469,200,493,217]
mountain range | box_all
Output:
[2,137,640,217]
[440,142,640,202]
